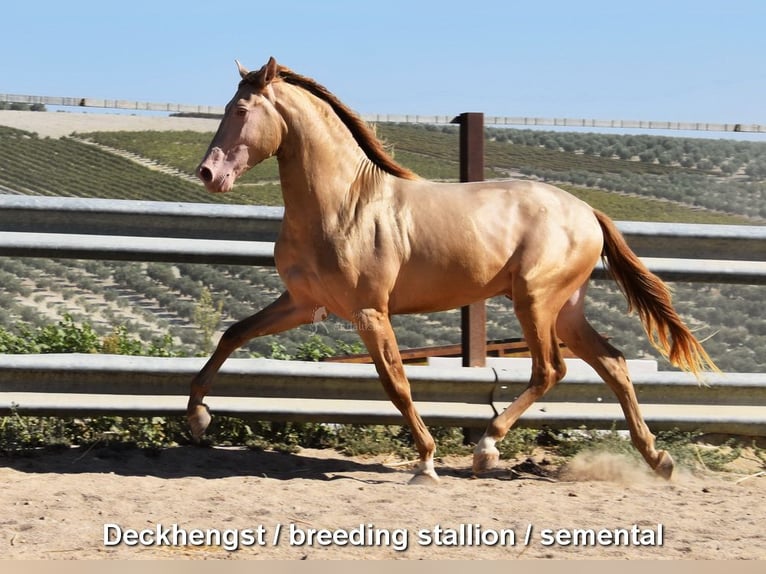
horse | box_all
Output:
[189,56,718,484]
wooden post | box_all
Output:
[452,112,487,368]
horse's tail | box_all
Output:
[594,209,719,377]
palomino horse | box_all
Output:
[190,56,717,483]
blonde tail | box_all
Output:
[594,210,719,377]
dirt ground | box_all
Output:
[0,110,219,138]
[1,444,764,560]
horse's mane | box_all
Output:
[241,66,418,181]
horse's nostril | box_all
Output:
[198,166,213,183]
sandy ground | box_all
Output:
[1,444,764,560]
[0,110,219,138]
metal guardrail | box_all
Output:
[0,195,283,241]
[3,93,766,133]
[0,232,275,267]
[1,195,765,283]
[0,94,225,117]
[1,354,765,435]
[0,195,764,434]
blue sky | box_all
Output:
[2,1,765,130]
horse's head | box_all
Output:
[197,57,287,193]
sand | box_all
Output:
[1,445,764,560]
[0,110,219,138]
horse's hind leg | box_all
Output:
[187,290,312,439]
[555,285,674,479]
[354,308,438,484]
[473,284,567,474]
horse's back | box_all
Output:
[402,178,602,260]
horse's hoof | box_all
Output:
[187,403,211,441]
[654,450,675,480]
[408,471,440,486]
[407,459,440,485]
[472,447,500,475]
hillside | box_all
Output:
[0,111,764,372]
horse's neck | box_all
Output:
[275,88,374,223]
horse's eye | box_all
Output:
[235,107,247,117]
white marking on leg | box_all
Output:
[472,434,501,474]
[411,457,440,483]
[475,434,498,457]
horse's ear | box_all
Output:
[262,56,278,84]
[235,59,249,79]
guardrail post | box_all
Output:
[452,112,487,368]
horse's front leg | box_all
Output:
[187,290,312,439]
[353,308,438,485]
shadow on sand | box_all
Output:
[0,444,415,482]
[0,443,560,484]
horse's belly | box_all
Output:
[388,256,514,314]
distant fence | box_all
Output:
[1,194,765,435]
[2,93,765,133]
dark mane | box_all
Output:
[241,66,417,180]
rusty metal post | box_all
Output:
[452,112,487,368]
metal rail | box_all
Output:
[1,195,765,283]
[0,195,283,241]
[1,354,765,435]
